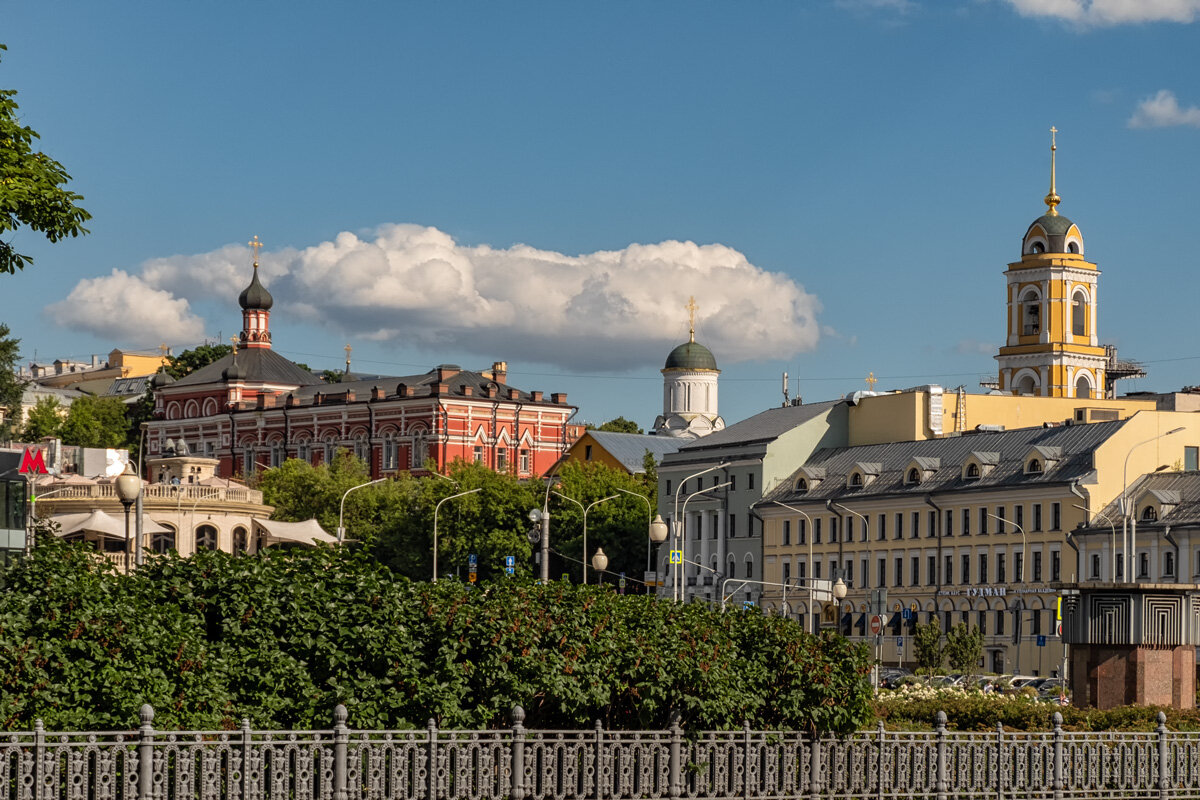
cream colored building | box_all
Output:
[757,410,1200,676]
[34,453,333,570]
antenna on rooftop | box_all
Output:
[782,372,789,407]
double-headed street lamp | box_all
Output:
[1122,427,1184,576]
[432,488,482,582]
[553,491,618,584]
[1073,503,1117,582]
[115,462,142,573]
[672,462,730,602]
[677,482,731,601]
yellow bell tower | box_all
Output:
[996,128,1107,399]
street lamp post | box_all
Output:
[987,513,1027,583]
[115,462,142,574]
[432,488,481,582]
[831,501,871,595]
[1122,427,1184,578]
[672,462,731,602]
[721,576,846,611]
[616,488,668,591]
[553,492,618,584]
[771,501,817,632]
[679,482,731,600]
[1073,504,1117,582]
[338,477,388,542]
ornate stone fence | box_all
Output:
[3,705,1200,800]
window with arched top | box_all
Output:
[411,430,429,469]
[151,525,176,554]
[1075,374,1091,400]
[849,472,862,487]
[1031,241,1045,254]
[195,524,218,551]
[906,468,921,485]
[966,463,980,479]
[796,478,808,492]
[1142,506,1158,522]
[1016,375,1038,396]
[233,526,249,555]
[744,558,754,579]
[1027,459,1042,475]
[1021,291,1041,335]
[1072,291,1088,337]
[1067,242,1079,254]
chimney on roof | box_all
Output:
[286,394,296,408]
[436,364,460,382]
[530,391,543,402]
[508,388,520,401]
[460,385,473,397]
[371,386,385,401]
[491,361,508,385]
[257,394,276,409]
[397,383,414,398]
[485,384,498,398]
[432,383,447,396]
[551,392,567,405]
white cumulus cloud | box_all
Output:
[1006,0,1200,24]
[45,268,206,345]
[47,224,822,371]
[1128,89,1200,128]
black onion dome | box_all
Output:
[222,361,244,381]
[150,370,175,388]
[238,266,274,310]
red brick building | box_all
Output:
[146,255,578,479]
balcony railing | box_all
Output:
[34,482,261,505]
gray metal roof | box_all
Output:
[1091,472,1200,530]
[676,399,844,452]
[583,431,683,473]
[173,348,322,387]
[285,367,560,405]
[104,376,150,397]
[762,419,1128,505]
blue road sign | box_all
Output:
[505,555,515,567]
[743,600,756,610]
[902,608,912,621]
[896,637,904,649]
[669,549,683,564]
[468,553,478,566]
[505,566,514,577]
[1037,635,1047,647]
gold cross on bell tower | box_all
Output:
[686,296,698,343]
[248,235,263,267]
[1044,126,1060,216]
[866,372,878,392]
[229,336,239,355]
[344,344,352,375]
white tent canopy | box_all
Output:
[54,510,172,538]
[252,518,337,548]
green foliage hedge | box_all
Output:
[0,537,873,733]
[876,687,1200,732]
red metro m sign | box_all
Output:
[18,447,47,475]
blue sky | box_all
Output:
[4,0,1200,429]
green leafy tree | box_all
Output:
[593,416,643,434]
[58,394,129,450]
[320,369,344,384]
[0,535,874,733]
[0,45,92,274]
[913,617,944,676]
[20,396,62,440]
[944,622,983,679]
[0,322,23,439]
[166,344,232,379]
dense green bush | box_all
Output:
[876,685,1200,731]
[0,537,873,733]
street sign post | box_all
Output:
[869,614,884,636]
[619,572,626,594]
[1037,635,1047,647]
[669,550,683,565]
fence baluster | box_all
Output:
[33,719,44,800]
[668,711,682,800]
[241,717,252,800]
[935,711,948,800]
[742,721,751,800]
[1158,711,1170,800]
[428,718,439,800]
[511,707,526,800]
[593,720,604,800]
[876,721,885,800]
[138,705,155,800]
[996,723,1004,800]
[1052,712,1063,800]
[333,705,349,800]
[809,732,822,800]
